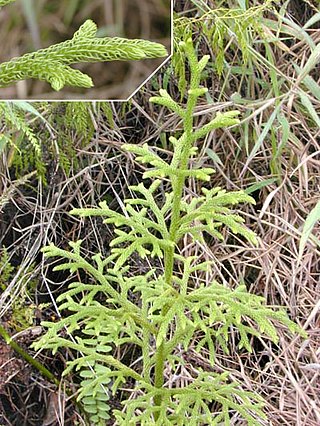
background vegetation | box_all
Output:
[0,0,319,424]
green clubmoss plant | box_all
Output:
[0,101,115,183]
[0,101,49,185]
[33,38,305,425]
[0,2,167,91]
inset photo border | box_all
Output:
[0,0,172,100]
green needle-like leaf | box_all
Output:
[0,19,167,90]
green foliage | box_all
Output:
[298,199,320,261]
[0,14,167,91]
[0,102,47,181]
[0,247,38,331]
[0,101,115,182]
[0,247,14,290]
[78,362,112,425]
[0,102,42,157]
[34,38,305,424]
[172,1,275,96]
[47,102,96,175]
[113,371,265,425]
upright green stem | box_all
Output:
[153,41,203,419]
[0,324,59,386]
[0,324,93,422]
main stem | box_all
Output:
[0,324,59,386]
[153,62,201,418]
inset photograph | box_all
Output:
[0,0,172,100]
